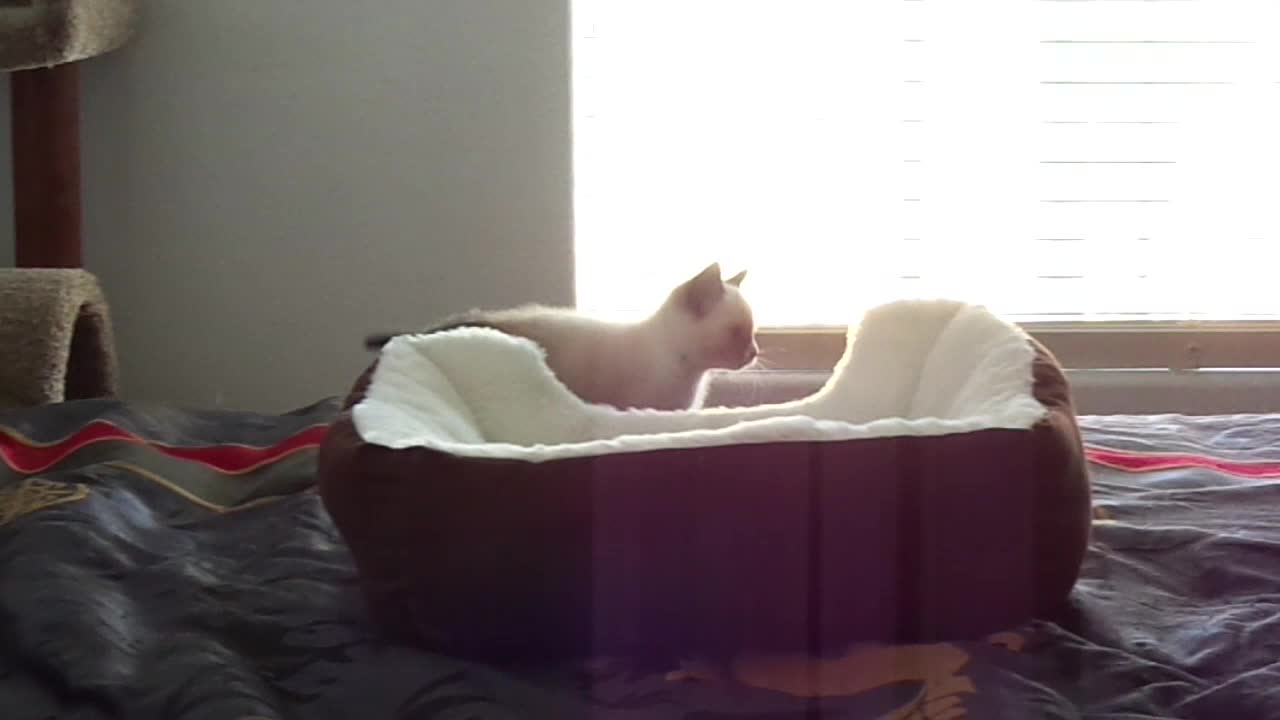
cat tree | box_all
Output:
[0,1,137,406]
[2,0,139,268]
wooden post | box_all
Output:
[11,62,82,268]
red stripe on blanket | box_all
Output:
[0,421,330,475]
[1086,447,1280,478]
[10,423,1275,479]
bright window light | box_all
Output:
[571,1,1280,326]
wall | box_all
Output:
[3,0,573,410]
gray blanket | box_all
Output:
[1,401,1277,718]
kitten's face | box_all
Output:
[664,263,759,371]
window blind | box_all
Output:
[571,0,1280,326]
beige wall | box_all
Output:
[1,0,573,411]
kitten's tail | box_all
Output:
[362,310,496,352]
[363,332,400,351]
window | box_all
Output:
[571,1,1280,377]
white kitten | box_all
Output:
[366,263,758,410]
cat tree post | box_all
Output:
[11,62,81,267]
[1,0,140,268]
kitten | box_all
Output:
[364,262,759,410]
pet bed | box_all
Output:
[318,299,1093,663]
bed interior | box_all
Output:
[353,299,1049,461]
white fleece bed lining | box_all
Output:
[354,299,1048,462]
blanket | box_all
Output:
[2,400,1279,718]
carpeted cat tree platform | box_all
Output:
[0,269,118,409]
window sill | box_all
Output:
[757,319,1280,373]
[703,367,1280,415]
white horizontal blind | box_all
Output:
[572,0,1280,326]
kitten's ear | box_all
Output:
[726,269,747,287]
[679,262,726,318]
[691,262,721,283]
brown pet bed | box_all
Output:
[318,299,1092,663]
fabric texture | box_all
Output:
[0,268,118,409]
